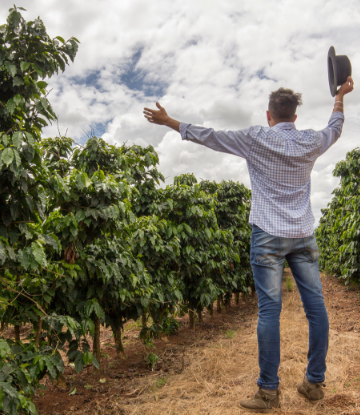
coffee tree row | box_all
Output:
[0,6,253,414]
[316,147,360,285]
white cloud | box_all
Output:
[2,0,360,225]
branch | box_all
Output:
[6,125,16,135]
[42,268,67,278]
[0,276,47,315]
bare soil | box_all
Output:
[28,271,360,414]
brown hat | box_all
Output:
[328,46,352,97]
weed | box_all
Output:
[84,385,92,390]
[154,377,168,389]
[147,352,159,369]
[225,330,235,339]
[285,277,294,292]
[162,316,180,336]
[345,381,351,387]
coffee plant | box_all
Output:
[0,6,253,414]
[316,147,360,285]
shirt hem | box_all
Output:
[249,221,314,238]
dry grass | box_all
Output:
[94,272,360,415]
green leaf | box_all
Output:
[18,393,27,408]
[1,148,14,166]
[37,117,48,126]
[25,132,35,147]
[31,63,43,77]
[84,301,94,318]
[1,134,9,146]
[20,61,30,72]
[75,352,84,373]
[12,131,22,149]
[13,94,24,106]
[40,98,49,109]
[93,302,103,319]
[13,76,24,86]
[0,339,11,358]
[82,351,93,366]
[14,149,21,168]
[76,172,92,190]
[55,36,65,44]
[37,81,48,89]
[31,242,46,266]
[43,356,57,379]
[5,99,16,115]
[4,61,17,77]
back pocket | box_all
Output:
[303,235,320,262]
[252,231,281,266]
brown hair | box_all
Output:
[268,88,303,121]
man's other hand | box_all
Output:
[143,102,170,125]
[143,102,181,132]
[337,76,354,96]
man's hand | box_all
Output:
[337,76,354,97]
[143,102,181,132]
[143,102,170,125]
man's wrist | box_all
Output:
[164,116,181,133]
[164,116,173,127]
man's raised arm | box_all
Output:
[143,103,253,159]
[319,76,354,156]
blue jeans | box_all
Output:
[251,225,329,390]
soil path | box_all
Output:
[34,271,360,414]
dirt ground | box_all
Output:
[30,270,360,414]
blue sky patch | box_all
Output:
[120,48,168,97]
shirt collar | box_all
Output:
[271,122,296,131]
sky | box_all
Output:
[1,0,360,225]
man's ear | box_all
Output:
[293,114,298,122]
[266,110,272,122]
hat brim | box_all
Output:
[328,46,338,97]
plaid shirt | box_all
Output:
[180,112,344,238]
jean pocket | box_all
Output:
[252,231,281,266]
[303,235,320,262]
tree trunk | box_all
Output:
[1,321,4,332]
[197,309,203,323]
[114,327,124,358]
[142,312,147,328]
[225,293,231,312]
[93,318,101,366]
[34,319,43,348]
[235,293,240,305]
[189,309,195,330]
[217,296,222,314]
[14,324,20,342]
[208,304,214,318]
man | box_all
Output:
[143,76,354,412]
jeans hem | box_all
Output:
[257,381,279,390]
[306,372,325,384]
